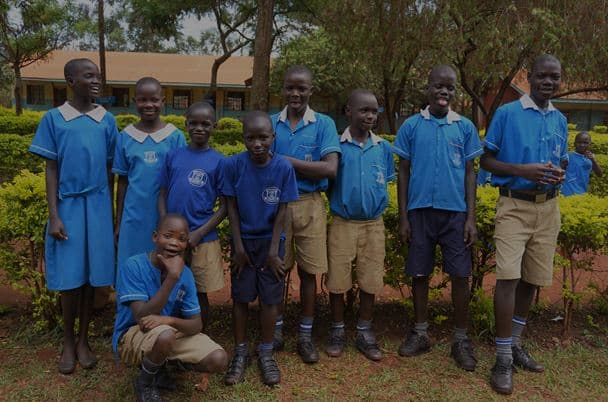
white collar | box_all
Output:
[520,94,556,112]
[420,106,461,124]
[340,126,382,146]
[278,105,317,125]
[123,123,177,144]
[57,102,106,122]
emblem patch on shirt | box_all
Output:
[262,186,281,205]
[176,289,185,302]
[143,151,158,164]
[188,169,208,187]
[553,144,561,160]
[376,171,385,185]
[304,153,313,162]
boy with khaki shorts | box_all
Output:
[325,89,394,361]
[113,214,227,401]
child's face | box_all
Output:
[283,72,313,114]
[244,117,274,165]
[67,61,101,100]
[347,93,378,134]
[152,217,188,259]
[426,68,456,117]
[574,134,591,154]
[187,107,216,149]
[528,60,561,103]
[134,82,164,122]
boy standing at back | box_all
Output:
[394,65,483,371]
[481,54,568,395]
[271,65,341,363]
[561,131,603,196]
[325,89,395,361]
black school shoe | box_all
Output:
[224,354,249,385]
[297,339,320,364]
[398,330,431,357]
[154,365,176,391]
[325,327,346,358]
[257,354,281,386]
[490,355,514,395]
[355,331,383,361]
[134,375,164,402]
[451,339,477,371]
[273,328,285,351]
[512,344,545,372]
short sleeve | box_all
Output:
[179,269,201,317]
[318,116,341,157]
[393,121,411,160]
[105,114,119,163]
[463,121,484,161]
[220,156,236,197]
[484,108,504,152]
[29,112,58,160]
[112,132,129,176]
[116,258,149,305]
[175,130,187,148]
[559,116,569,161]
[279,161,299,202]
[384,143,396,182]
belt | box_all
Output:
[499,188,558,203]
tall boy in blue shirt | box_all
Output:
[222,111,298,386]
[394,65,483,372]
[561,131,603,195]
[481,54,568,395]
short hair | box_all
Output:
[156,213,188,231]
[64,58,97,79]
[135,76,162,93]
[284,65,313,82]
[242,110,272,132]
[531,54,561,72]
[184,101,215,119]
[347,88,376,106]
[427,64,457,83]
[575,131,590,141]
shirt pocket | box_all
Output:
[448,141,464,168]
[547,131,566,164]
[371,162,387,187]
[295,143,320,162]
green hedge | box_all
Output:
[568,131,608,155]
[0,134,43,182]
[592,125,608,134]
[0,115,40,135]
[589,154,608,197]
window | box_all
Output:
[173,89,191,110]
[226,91,245,111]
[112,87,130,107]
[26,85,45,105]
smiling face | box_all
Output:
[574,132,591,155]
[134,81,164,123]
[346,91,378,135]
[426,66,457,117]
[528,58,561,108]
[243,114,274,165]
[152,215,188,259]
[186,106,216,150]
[283,71,313,115]
[67,60,101,100]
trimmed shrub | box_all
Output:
[115,114,138,131]
[568,131,608,155]
[161,115,186,132]
[217,117,243,131]
[212,128,243,145]
[0,115,41,135]
[592,125,608,134]
[0,134,43,182]
[567,123,577,130]
[213,142,245,156]
[589,154,608,197]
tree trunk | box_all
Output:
[250,0,274,111]
[98,0,107,94]
[14,64,22,116]
[208,54,230,108]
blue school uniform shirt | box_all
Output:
[483,94,569,191]
[112,253,200,352]
[221,152,299,239]
[159,146,225,243]
[112,124,186,267]
[271,106,341,194]
[561,152,593,196]
[329,128,396,220]
[393,107,483,212]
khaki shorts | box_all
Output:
[191,240,225,293]
[326,216,385,294]
[494,196,560,286]
[118,324,223,366]
[284,192,328,274]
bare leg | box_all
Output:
[260,304,279,344]
[513,280,537,320]
[232,302,249,345]
[197,292,209,332]
[412,276,430,324]
[329,292,345,324]
[494,279,519,337]
[451,276,470,330]
[59,288,79,373]
[358,290,375,322]
[298,267,316,317]
[76,284,96,367]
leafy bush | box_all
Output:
[379,133,395,143]
[0,115,41,135]
[115,114,138,131]
[471,186,499,291]
[213,142,245,156]
[217,117,243,131]
[567,123,577,130]
[0,134,44,182]
[592,125,608,134]
[589,154,608,197]
[161,115,186,132]
[568,131,608,155]
[469,287,495,338]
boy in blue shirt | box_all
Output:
[562,131,603,195]
[222,111,298,386]
[159,102,226,331]
[481,54,568,395]
[394,65,483,372]
[325,89,395,361]
[271,65,341,363]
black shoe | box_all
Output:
[512,344,544,372]
[273,328,285,351]
[490,355,514,395]
[297,339,319,364]
[134,376,164,402]
[325,327,346,358]
[154,365,176,391]
[451,339,477,371]
[355,331,383,361]
[257,354,281,386]
[224,354,249,385]
[398,331,430,357]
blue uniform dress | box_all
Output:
[113,124,186,268]
[112,253,200,352]
[561,152,593,196]
[29,102,117,291]
[159,146,224,243]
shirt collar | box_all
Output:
[520,94,556,112]
[420,106,461,124]
[278,105,317,125]
[340,126,382,147]
[123,123,176,144]
[58,101,107,123]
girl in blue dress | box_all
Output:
[29,58,118,374]
[113,77,186,269]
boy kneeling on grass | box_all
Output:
[113,213,227,402]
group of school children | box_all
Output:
[27,53,601,400]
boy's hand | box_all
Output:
[585,150,595,161]
[520,162,564,185]
[156,254,185,279]
[463,218,478,248]
[139,314,171,332]
[188,230,203,249]
[48,216,68,241]
[231,249,250,279]
[266,254,285,281]
[399,216,411,243]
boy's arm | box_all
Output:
[266,202,287,281]
[587,152,603,176]
[134,307,202,335]
[464,160,478,247]
[397,158,411,243]
[188,197,227,248]
[226,196,250,276]
[480,150,564,186]
[284,152,339,180]
[115,175,128,240]
[45,160,67,240]
[158,186,168,218]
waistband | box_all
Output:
[499,188,558,203]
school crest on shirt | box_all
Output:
[376,171,385,185]
[188,169,208,187]
[304,153,313,162]
[176,289,185,302]
[262,186,281,205]
[143,151,158,164]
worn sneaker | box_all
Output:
[451,339,477,371]
[355,331,383,361]
[490,355,514,395]
[398,331,431,357]
[154,365,176,391]
[134,376,163,402]
[257,354,281,386]
[297,339,320,364]
[273,328,285,351]
[325,327,346,358]
[224,354,249,385]
[512,344,544,372]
